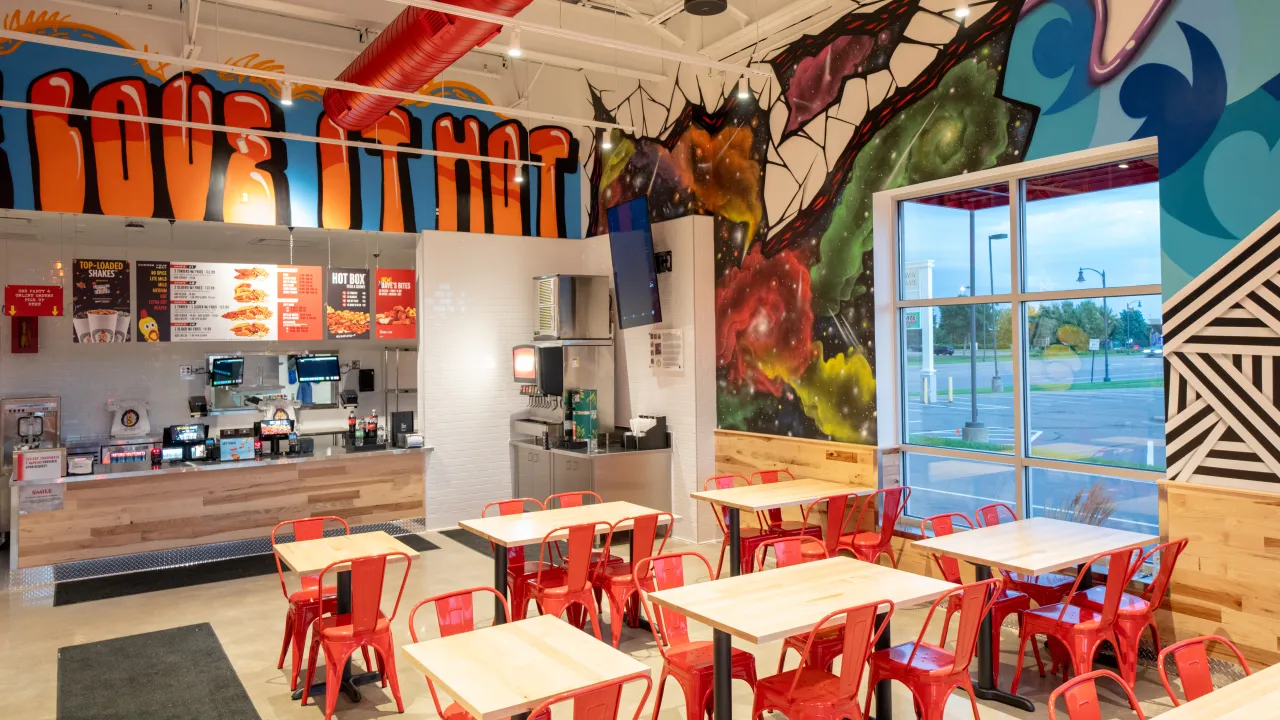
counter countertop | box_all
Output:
[510,439,671,458]
[9,445,432,487]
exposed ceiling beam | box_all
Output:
[0,28,633,130]
[699,0,832,59]
[647,0,684,26]
[479,43,668,83]
[382,0,771,76]
[607,0,686,47]
[210,0,381,32]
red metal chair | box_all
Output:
[1157,634,1251,706]
[839,486,910,567]
[865,577,1002,720]
[754,537,850,674]
[753,535,828,570]
[1047,669,1147,720]
[481,497,547,621]
[921,512,1038,688]
[524,521,611,640]
[705,474,770,577]
[408,586,511,720]
[635,551,758,720]
[799,493,863,562]
[1070,537,1189,684]
[592,512,673,648]
[752,599,893,720]
[1010,547,1143,694]
[975,502,1075,607]
[546,491,625,568]
[750,469,822,538]
[525,670,653,720]
[272,516,358,691]
[301,551,412,720]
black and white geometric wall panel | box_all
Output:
[1165,208,1280,490]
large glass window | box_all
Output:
[893,151,1163,522]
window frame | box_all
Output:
[872,138,1165,525]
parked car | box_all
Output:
[1143,346,1163,357]
[934,345,955,356]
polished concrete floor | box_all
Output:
[0,533,1184,719]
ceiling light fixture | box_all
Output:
[281,81,293,106]
[507,28,522,57]
[601,130,613,151]
[737,77,750,99]
[955,6,970,18]
[514,164,524,183]
[1118,163,1130,169]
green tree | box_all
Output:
[934,304,992,349]
[1114,307,1150,348]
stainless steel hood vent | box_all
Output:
[533,275,612,342]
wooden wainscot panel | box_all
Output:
[16,450,427,568]
[1163,481,1280,668]
[714,430,878,487]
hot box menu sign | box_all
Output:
[72,259,131,343]
[137,263,323,341]
[374,268,416,340]
[326,268,371,340]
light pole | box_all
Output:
[1078,267,1110,382]
[964,212,987,442]
[988,233,1008,391]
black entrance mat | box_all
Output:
[53,534,438,607]
[441,527,494,555]
[58,623,260,720]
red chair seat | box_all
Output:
[877,641,957,672]
[1007,571,1075,605]
[1074,586,1149,614]
[847,531,880,548]
[1026,603,1103,629]
[289,585,337,605]
[316,613,391,641]
[591,550,625,566]
[781,625,845,673]
[753,667,846,709]
[442,702,471,720]
[666,640,757,674]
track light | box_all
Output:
[281,81,293,106]
[514,164,524,183]
[737,77,750,100]
[507,28,522,57]
[601,129,613,150]
[954,5,970,18]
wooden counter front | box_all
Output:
[12,448,427,568]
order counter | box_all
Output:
[8,445,431,570]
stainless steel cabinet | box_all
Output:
[552,453,593,496]
[515,447,552,501]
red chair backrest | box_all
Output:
[920,513,973,584]
[787,600,893,700]
[1157,634,1251,705]
[603,512,673,574]
[906,577,1001,672]
[316,551,412,633]
[974,502,1017,528]
[546,491,605,509]
[271,516,350,597]
[1048,669,1147,720]
[1055,547,1142,627]
[704,474,751,532]
[855,486,911,545]
[536,522,610,591]
[526,670,652,720]
[753,535,827,570]
[635,551,713,655]
[801,493,860,556]
[408,586,511,642]
[1141,537,1188,606]
[482,498,545,565]
[750,468,796,527]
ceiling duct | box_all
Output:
[324,0,533,131]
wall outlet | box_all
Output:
[179,365,196,379]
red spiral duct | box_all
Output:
[324,0,533,131]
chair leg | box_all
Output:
[324,645,355,720]
[376,636,405,713]
[278,608,293,670]
[586,596,605,641]
[776,644,789,673]
[301,631,322,706]
[1010,630,1034,694]
[607,590,625,648]
[940,605,956,648]
[650,669,670,720]
[961,677,982,720]
[716,539,728,580]
[361,646,373,674]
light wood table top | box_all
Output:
[457,501,677,547]
[645,557,954,644]
[273,531,419,575]
[690,477,871,512]
[912,517,1157,576]
[401,614,650,720]
[1155,663,1280,719]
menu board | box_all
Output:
[374,268,416,340]
[135,261,170,342]
[137,262,323,342]
[326,268,371,340]
[72,259,131,343]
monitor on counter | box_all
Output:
[295,354,341,383]
[607,196,662,330]
[210,357,245,387]
[256,419,293,438]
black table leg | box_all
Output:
[713,628,732,720]
[872,612,892,720]
[973,564,1035,712]
[728,508,741,577]
[292,569,383,704]
[494,544,509,624]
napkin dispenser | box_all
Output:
[624,415,669,451]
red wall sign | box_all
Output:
[374,269,416,340]
[4,285,63,317]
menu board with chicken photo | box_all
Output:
[374,268,416,340]
[169,263,277,340]
[326,268,371,340]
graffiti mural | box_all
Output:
[0,9,583,237]
[590,0,1035,443]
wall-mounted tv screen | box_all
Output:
[296,354,341,383]
[607,196,662,330]
[209,357,245,387]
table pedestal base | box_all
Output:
[974,564,1036,712]
[292,664,383,703]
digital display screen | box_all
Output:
[210,357,245,387]
[189,444,208,460]
[258,419,293,438]
[170,424,206,444]
[161,447,185,461]
[295,354,341,383]
[607,196,663,330]
[219,437,255,461]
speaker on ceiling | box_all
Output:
[684,0,727,16]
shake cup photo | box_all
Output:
[73,314,91,343]
[87,309,118,343]
[114,311,131,342]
